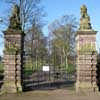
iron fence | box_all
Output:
[22,51,77,91]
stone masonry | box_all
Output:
[2,30,24,93]
[76,31,98,92]
[1,4,24,93]
[76,5,98,92]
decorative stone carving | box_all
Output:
[76,5,98,93]
[8,4,21,30]
[79,5,92,30]
[1,4,24,93]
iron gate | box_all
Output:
[22,38,77,91]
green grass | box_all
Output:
[23,60,43,76]
[23,69,33,76]
[66,64,76,74]
[23,61,76,76]
[0,62,4,73]
[60,63,76,74]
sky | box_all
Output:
[0,0,100,55]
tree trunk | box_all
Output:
[63,48,68,73]
[65,55,68,73]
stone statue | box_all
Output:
[79,5,92,30]
[8,4,21,30]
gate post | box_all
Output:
[1,5,24,93]
[76,5,98,92]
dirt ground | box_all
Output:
[0,89,100,100]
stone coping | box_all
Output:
[76,30,97,35]
[3,29,25,35]
[77,51,97,55]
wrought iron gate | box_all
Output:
[22,36,77,91]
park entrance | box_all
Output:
[22,36,76,91]
[0,4,99,93]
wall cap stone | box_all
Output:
[76,30,97,35]
[3,29,25,35]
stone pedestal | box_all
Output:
[76,30,98,92]
[2,29,24,93]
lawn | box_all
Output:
[0,62,4,74]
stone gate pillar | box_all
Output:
[2,5,24,93]
[76,5,98,92]
[2,30,24,93]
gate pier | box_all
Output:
[76,5,98,92]
[2,30,24,93]
[1,5,24,93]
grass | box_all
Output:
[23,69,33,76]
[23,62,76,76]
[66,64,76,74]
[0,62,4,74]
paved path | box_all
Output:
[0,89,100,100]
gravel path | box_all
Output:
[0,89,100,100]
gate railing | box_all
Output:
[22,52,77,91]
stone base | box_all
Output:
[76,81,99,93]
[1,81,22,93]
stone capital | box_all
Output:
[76,30,97,35]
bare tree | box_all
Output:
[0,0,46,55]
[0,0,46,71]
[1,0,45,32]
[48,14,77,71]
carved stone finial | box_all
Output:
[8,4,21,30]
[79,5,92,30]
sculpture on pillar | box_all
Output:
[4,4,22,53]
[76,5,98,93]
[2,4,23,93]
[79,5,92,30]
[8,4,21,30]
